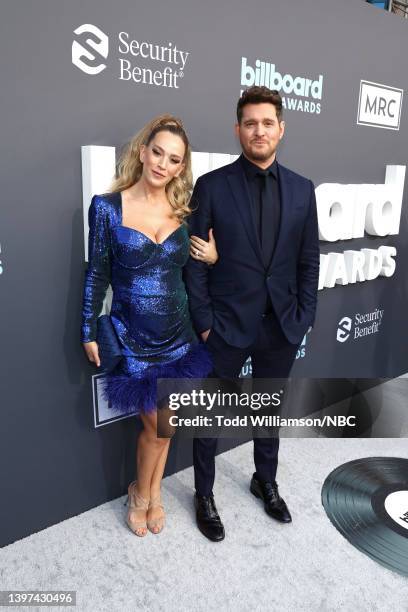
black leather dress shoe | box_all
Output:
[194,493,225,541]
[250,473,292,523]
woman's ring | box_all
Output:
[195,250,199,256]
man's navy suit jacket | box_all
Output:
[183,156,320,348]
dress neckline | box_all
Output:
[118,191,183,246]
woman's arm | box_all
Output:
[81,195,112,345]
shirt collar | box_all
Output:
[239,153,278,181]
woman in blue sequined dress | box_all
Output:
[81,115,216,537]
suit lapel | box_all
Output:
[226,159,264,265]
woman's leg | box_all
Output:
[136,410,169,500]
[150,439,170,497]
[129,407,174,533]
[145,438,170,530]
[149,405,174,496]
[146,406,176,531]
[127,411,168,536]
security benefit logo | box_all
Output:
[241,57,323,115]
[317,165,405,289]
[357,80,403,131]
[336,309,383,343]
[72,24,109,75]
[72,24,189,89]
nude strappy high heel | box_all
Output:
[124,480,149,537]
[147,495,165,534]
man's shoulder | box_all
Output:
[195,158,240,186]
[278,163,313,188]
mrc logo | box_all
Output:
[357,80,403,131]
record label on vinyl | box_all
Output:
[384,491,408,530]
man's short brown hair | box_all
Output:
[237,86,283,123]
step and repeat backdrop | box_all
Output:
[0,0,407,545]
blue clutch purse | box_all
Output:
[96,314,123,373]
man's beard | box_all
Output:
[241,141,276,163]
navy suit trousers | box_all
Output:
[193,311,300,496]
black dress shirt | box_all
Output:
[240,154,281,315]
[240,153,281,268]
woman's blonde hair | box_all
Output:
[109,114,193,222]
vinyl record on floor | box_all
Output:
[321,457,408,576]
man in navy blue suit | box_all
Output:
[184,86,320,541]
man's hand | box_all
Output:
[201,329,211,342]
[83,341,101,367]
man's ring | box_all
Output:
[195,250,199,256]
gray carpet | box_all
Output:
[1,439,408,612]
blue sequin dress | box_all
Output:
[81,192,212,414]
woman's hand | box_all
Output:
[190,228,218,265]
[83,341,101,368]
[201,329,211,342]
